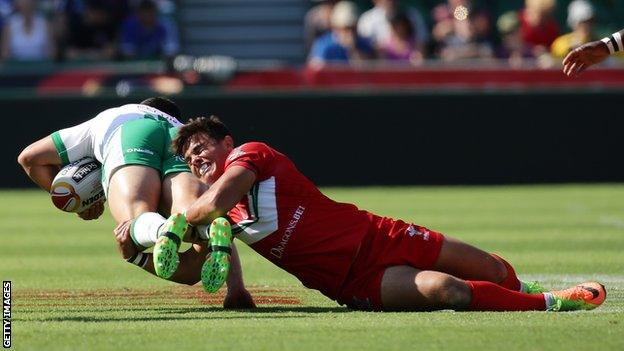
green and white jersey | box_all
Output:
[51,104,189,195]
[51,103,182,165]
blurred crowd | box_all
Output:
[0,0,179,62]
[0,0,618,68]
[305,0,614,68]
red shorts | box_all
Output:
[337,216,444,311]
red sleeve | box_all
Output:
[224,142,275,180]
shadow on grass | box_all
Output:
[23,315,299,323]
[18,306,352,323]
[161,306,349,314]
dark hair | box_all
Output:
[138,0,157,11]
[140,96,182,119]
[388,11,415,39]
[172,116,231,155]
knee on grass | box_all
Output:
[420,274,471,309]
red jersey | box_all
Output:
[225,142,372,300]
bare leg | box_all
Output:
[107,165,161,223]
[379,265,547,312]
[433,236,507,283]
[380,266,471,311]
[159,172,207,217]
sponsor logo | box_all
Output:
[407,225,430,241]
[71,162,100,183]
[126,148,155,155]
[227,147,246,161]
[139,107,180,126]
[81,190,105,208]
[270,206,305,259]
[3,281,10,348]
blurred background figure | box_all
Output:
[56,0,119,61]
[357,0,428,55]
[1,0,53,61]
[519,0,559,55]
[120,0,178,60]
[551,0,596,58]
[431,0,494,61]
[304,0,339,55]
[308,1,375,68]
[378,11,423,65]
[0,0,14,29]
[497,11,533,68]
[153,0,180,61]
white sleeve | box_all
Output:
[51,118,95,165]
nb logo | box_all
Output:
[227,147,246,161]
[407,225,430,241]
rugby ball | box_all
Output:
[50,157,105,213]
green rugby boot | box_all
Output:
[153,213,188,279]
[523,281,547,294]
[202,217,232,293]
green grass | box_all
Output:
[1,185,623,350]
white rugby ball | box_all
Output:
[50,157,105,213]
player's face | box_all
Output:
[184,133,234,185]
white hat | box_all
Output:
[567,0,594,28]
[331,1,359,28]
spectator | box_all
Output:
[308,1,375,68]
[0,0,13,29]
[1,0,53,61]
[431,0,494,61]
[304,0,339,54]
[108,0,130,24]
[497,11,533,68]
[551,0,596,58]
[519,0,559,52]
[378,11,423,65]
[154,0,180,59]
[61,0,118,60]
[358,0,428,54]
[120,0,177,60]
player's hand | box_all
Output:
[563,41,610,77]
[113,219,138,260]
[223,287,256,309]
[78,200,105,220]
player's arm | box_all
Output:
[17,136,62,192]
[222,242,255,308]
[563,29,624,77]
[17,135,104,220]
[184,165,257,226]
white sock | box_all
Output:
[543,292,555,310]
[130,212,166,249]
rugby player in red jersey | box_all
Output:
[115,115,606,312]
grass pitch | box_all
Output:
[1,185,623,350]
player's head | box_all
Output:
[173,116,233,185]
[140,96,182,119]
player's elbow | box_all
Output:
[17,145,36,169]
